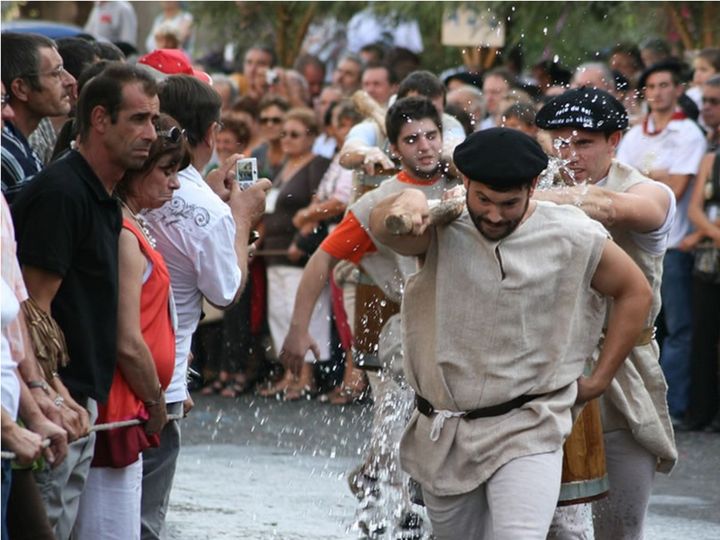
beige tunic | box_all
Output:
[400,201,609,496]
[350,174,460,303]
[597,159,678,473]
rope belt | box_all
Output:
[416,394,545,442]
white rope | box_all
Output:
[0,413,183,460]
[429,410,464,442]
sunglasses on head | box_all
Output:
[260,116,283,125]
[157,126,186,143]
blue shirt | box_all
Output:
[1,121,43,203]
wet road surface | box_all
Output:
[166,394,720,539]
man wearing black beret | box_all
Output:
[535,87,678,539]
[368,127,653,539]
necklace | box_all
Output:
[119,198,157,249]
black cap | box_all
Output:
[638,59,687,90]
[453,128,548,189]
[535,87,628,132]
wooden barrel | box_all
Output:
[352,271,400,370]
[557,398,609,506]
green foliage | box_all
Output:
[187,2,715,73]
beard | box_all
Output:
[467,192,529,241]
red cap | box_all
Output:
[137,49,212,85]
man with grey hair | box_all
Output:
[702,74,720,150]
[571,62,615,92]
[332,53,363,96]
[1,32,75,202]
[446,84,486,132]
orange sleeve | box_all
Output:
[320,211,377,264]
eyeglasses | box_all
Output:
[24,65,69,81]
[157,126,186,143]
[702,97,720,106]
[259,116,283,125]
[1,94,9,109]
[281,130,308,139]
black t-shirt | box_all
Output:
[12,150,122,403]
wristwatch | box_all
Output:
[27,379,50,395]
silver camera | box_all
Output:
[235,157,258,191]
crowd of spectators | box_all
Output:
[1,3,720,537]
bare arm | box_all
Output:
[578,239,653,403]
[368,189,432,256]
[647,169,692,200]
[19,266,88,437]
[116,229,166,435]
[293,198,347,230]
[688,154,720,244]
[281,249,338,376]
[534,182,670,232]
[339,139,395,174]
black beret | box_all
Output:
[453,128,548,188]
[535,87,628,132]
[637,59,688,90]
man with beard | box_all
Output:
[369,127,653,539]
[11,63,159,540]
[281,96,459,537]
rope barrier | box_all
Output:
[0,413,184,461]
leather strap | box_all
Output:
[416,393,544,420]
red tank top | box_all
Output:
[92,218,176,468]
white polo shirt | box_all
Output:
[616,117,707,247]
[144,165,242,403]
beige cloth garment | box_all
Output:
[597,159,678,473]
[400,202,609,496]
[350,173,460,303]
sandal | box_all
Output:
[257,372,294,397]
[328,383,368,405]
[200,378,225,396]
[283,384,316,401]
[219,379,247,398]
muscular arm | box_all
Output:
[368,189,432,256]
[116,229,166,435]
[534,182,670,232]
[281,249,338,376]
[578,239,653,403]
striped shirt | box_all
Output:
[1,121,43,203]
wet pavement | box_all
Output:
[166,393,720,539]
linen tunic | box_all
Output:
[400,201,609,496]
[597,160,678,473]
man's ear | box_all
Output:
[10,78,31,104]
[90,105,108,134]
[389,142,399,160]
[608,130,622,150]
[202,124,215,148]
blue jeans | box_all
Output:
[659,249,694,418]
[2,459,11,540]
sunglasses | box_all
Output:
[281,130,308,139]
[259,116,283,125]
[702,97,720,106]
[157,126,186,143]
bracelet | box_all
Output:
[27,380,50,395]
[143,384,164,408]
